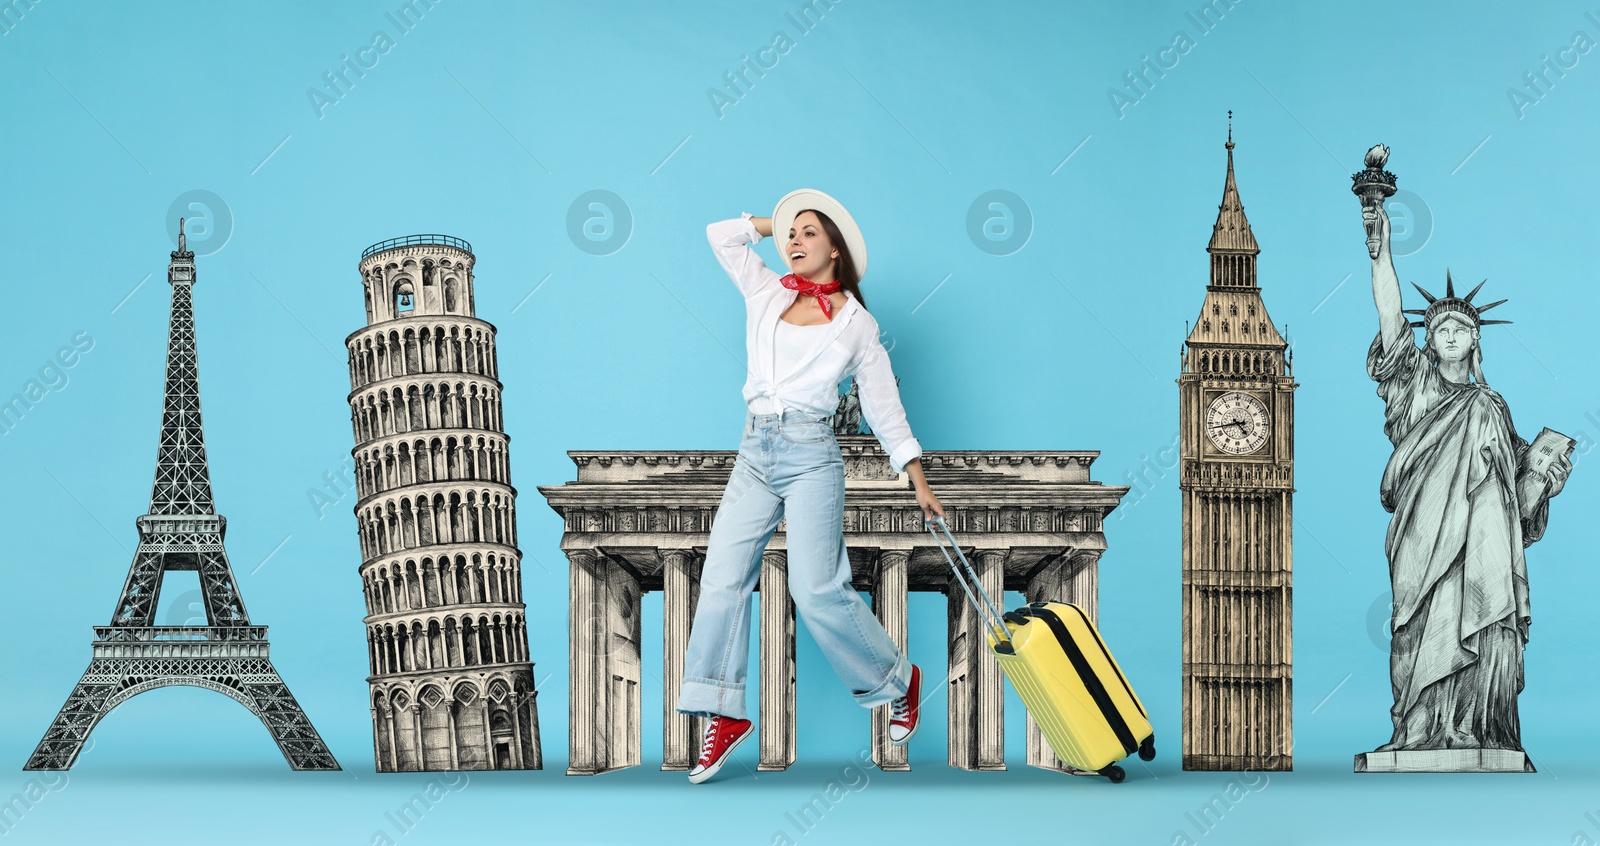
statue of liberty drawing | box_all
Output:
[1352,145,1573,773]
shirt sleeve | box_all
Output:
[707,212,782,300]
[854,331,923,474]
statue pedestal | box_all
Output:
[1354,748,1534,773]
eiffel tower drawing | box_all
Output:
[25,221,339,771]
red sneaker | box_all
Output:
[889,664,922,745]
[688,715,753,784]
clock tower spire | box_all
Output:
[1185,124,1282,351]
[1207,116,1260,288]
[1179,120,1297,772]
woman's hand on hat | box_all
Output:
[751,216,773,238]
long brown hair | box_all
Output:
[799,208,867,311]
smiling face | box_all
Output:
[785,211,840,281]
[1426,313,1478,363]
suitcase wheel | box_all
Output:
[1099,765,1126,784]
[1138,736,1156,762]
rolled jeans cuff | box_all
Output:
[678,676,748,722]
[852,650,912,709]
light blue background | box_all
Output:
[2,1,1597,844]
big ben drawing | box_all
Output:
[1179,122,1296,771]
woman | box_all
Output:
[676,189,944,784]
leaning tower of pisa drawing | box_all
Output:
[347,235,542,772]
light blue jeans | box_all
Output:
[677,408,912,721]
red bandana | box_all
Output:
[780,273,842,319]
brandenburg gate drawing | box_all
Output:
[538,419,1127,774]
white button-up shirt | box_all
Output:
[709,214,924,474]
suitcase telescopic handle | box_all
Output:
[925,514,1011,648]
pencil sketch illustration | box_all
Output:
[350,235,543,772]
[1178,120,1296,772]
[831,376,905,438]
[538,408,1130,776]
[831,379,864,435]
[25,222,339,771]
[1352,146,1573,773]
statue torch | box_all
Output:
[1351,144,1397,259]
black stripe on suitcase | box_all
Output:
[1058,603,1147,720]
[1019,605,1139,757]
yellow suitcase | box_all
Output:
[926,515,1155,782]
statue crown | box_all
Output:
[1403,270,1510,330]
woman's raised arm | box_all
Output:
[707,213,781,299]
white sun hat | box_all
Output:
[771,188,868,278]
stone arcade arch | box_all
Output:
[539,438,1128,775]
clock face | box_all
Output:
[1205,391,1270,455]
